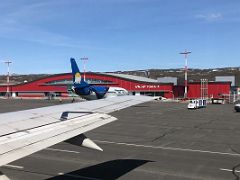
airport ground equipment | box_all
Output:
[234,101,240,112]
[211,98,225,104]
[188,99,207,109]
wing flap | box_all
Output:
[0,96,155,137]
[0,113,116,166]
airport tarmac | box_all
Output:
[0,99,240,180]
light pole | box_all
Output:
[80,57,88,81]
[180,50,191,99]
[3,60,12,97]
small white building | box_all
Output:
[215,76,235,86]
[157,77,178,85]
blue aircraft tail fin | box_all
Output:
[70,58,88,87]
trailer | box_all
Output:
[211,98,225,104]
[188,99,207,109]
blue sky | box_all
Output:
[0,0,240,74]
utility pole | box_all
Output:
[80,57,88,81]
[3,60,12,98]
[180,50,191,99]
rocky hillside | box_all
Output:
[117,67,240,86]
[0,74,49,84]
[0,67,239,86]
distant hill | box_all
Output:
[111,67,240,86]
[0,74,49,85]
[0,67,239,86]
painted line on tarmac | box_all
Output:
[95,140,240,157]
[220,168,240,173]
[58,172,101,180]
[3,164,24,169]
[46,148,80,154]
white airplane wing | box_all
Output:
[0,96,155,167]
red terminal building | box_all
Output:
[0,73,231,99]
[174,82,231,99]
[188,82,231,99]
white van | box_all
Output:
[188,99,207,109]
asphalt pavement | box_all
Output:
[0,99,240,180]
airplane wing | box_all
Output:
[0,95,155,167]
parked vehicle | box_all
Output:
[188,99,207,109]
[234,101,240,112]
[211,98,225,104]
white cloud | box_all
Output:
[196,13,222,22]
